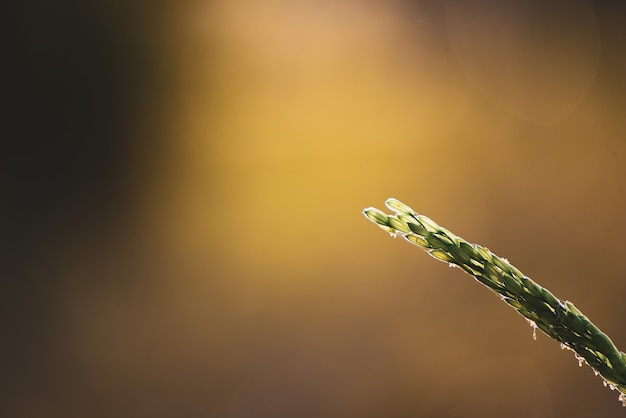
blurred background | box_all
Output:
[5,0,626,417]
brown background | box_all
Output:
[5,1,626,417]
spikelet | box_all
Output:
[364,199,626,402]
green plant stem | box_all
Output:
[364,198,626,403]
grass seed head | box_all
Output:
[363,198,626,401]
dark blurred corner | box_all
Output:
[5,0,171,279]
[3,1,177,415]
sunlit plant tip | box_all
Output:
[363,198,626,403]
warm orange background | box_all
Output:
[6,1,626,417]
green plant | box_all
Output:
[363,198,626,405]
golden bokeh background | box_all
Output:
[6,1,626,417]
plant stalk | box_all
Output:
[364,198,626,404]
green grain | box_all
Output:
[364,198,626,404]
